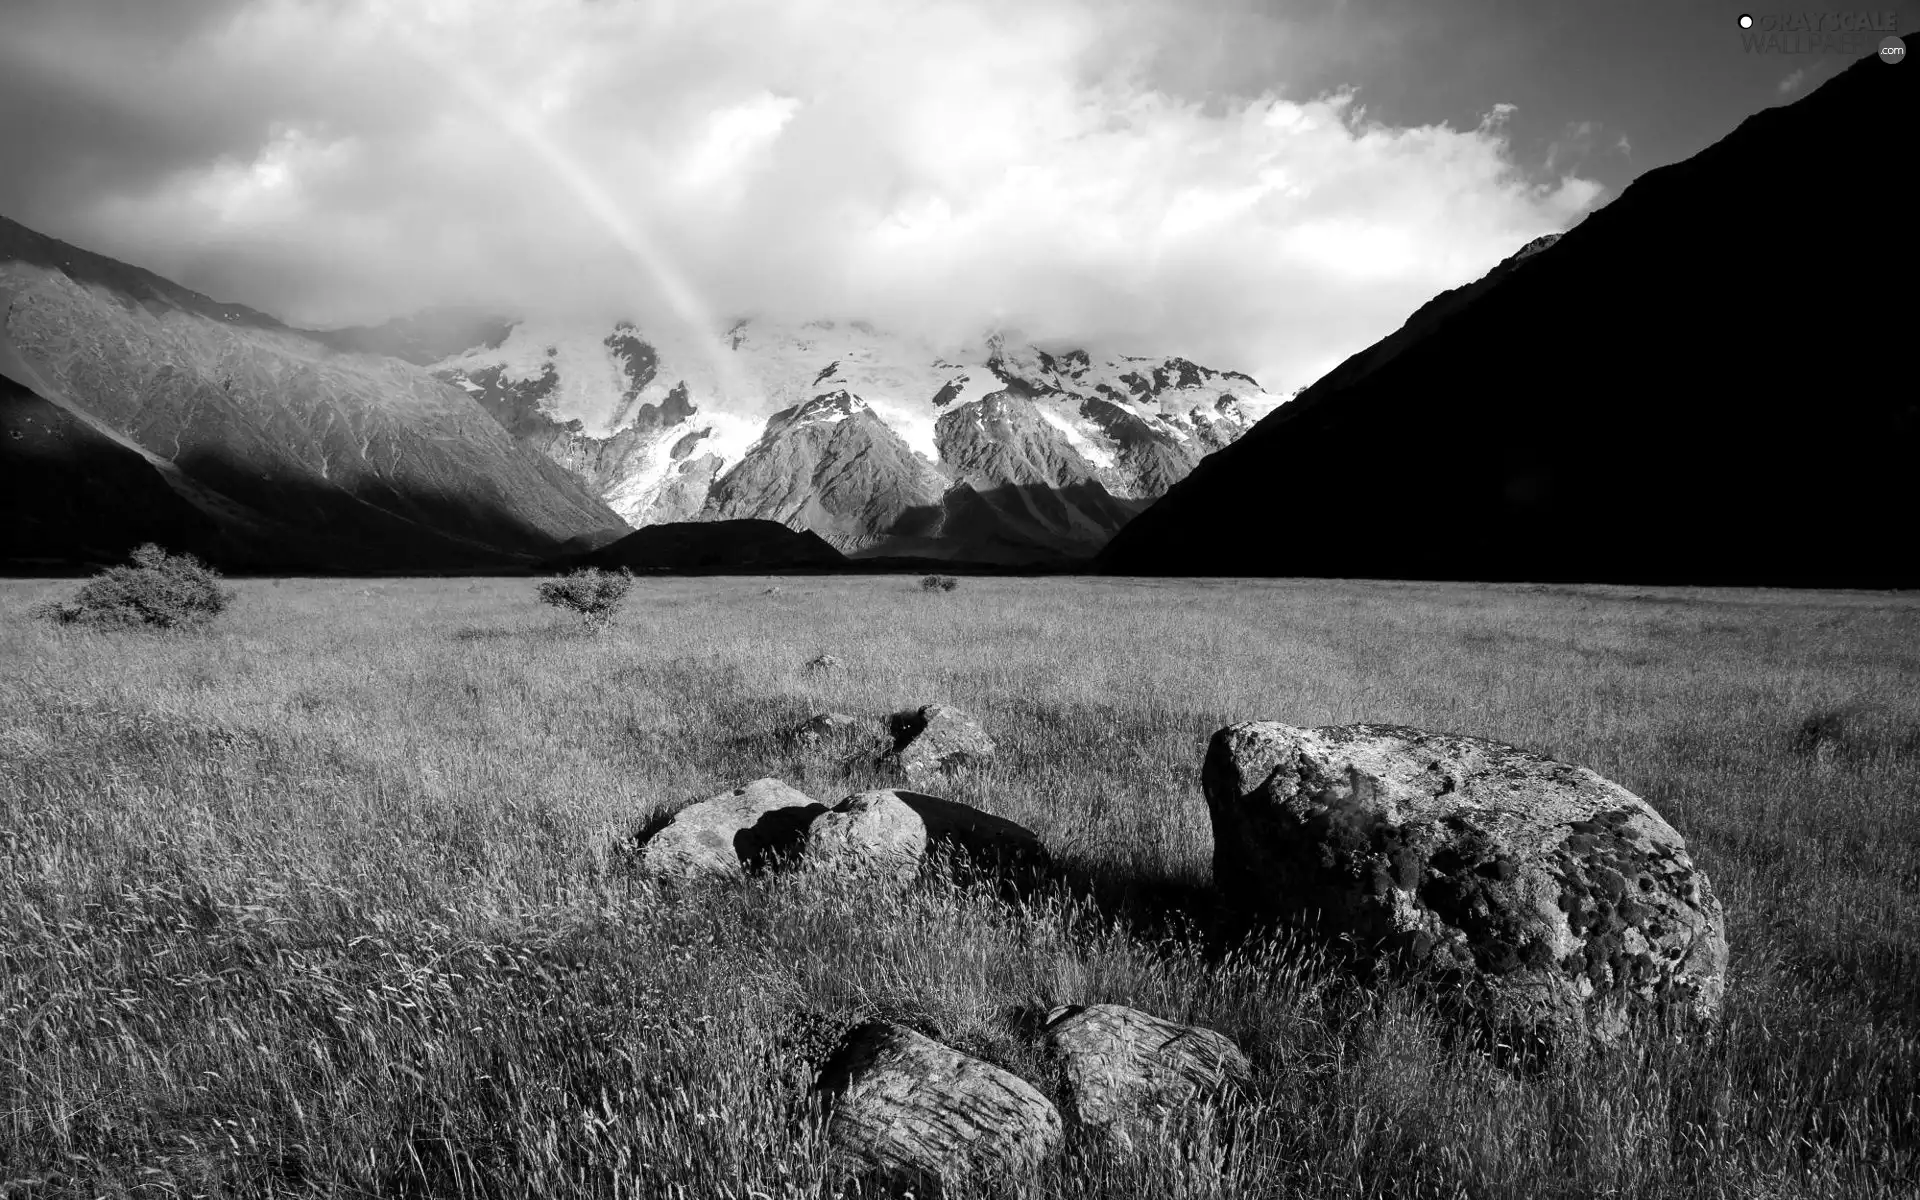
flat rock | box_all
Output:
[802,790,1049,884]
[805,652,843,670]
[635,778,825,880]
[816,1021,1061,1186]
[885,704,996,784]
[1203,722,1728,1046]
[1044,1004,1250,1148]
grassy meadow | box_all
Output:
[3,572,1918,1198]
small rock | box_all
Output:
[802,790,1049,884]
[1204,722,1728,1047]
[816,1021,1061,1186]
[1043,1004,1250,1148]
[885,704,995,783]
[635,778,825,880]
[787,706,864,744]
[805,653,844,671]
[763,586,782,595]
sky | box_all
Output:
[0,0,1908,392]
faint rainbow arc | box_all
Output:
[385,22,747,400]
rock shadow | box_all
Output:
[733,802,830,873]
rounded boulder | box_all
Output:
[1203,722,1727,1045]
[635,778,825,880]
[802,790,1049,885]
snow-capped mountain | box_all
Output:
[427,316,1289,562]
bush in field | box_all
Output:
[30,543,235,630]
[920,574,959,593]
[537,567,633,632]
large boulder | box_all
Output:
[816,1021,1062,1186]
[802,790,1049,884]
[1203,722,1727,1045]
[1043,1004,1250,1149]
[885,704,996,784]
[634,778,825,880]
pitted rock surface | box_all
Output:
[1044,1004,1250,1145]
[816,1021,1062,1185]
[885,704,996,783]
[636,778,825,880]
[802,790,1049,884]
[1203,722,1727,1044]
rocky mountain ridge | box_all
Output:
[419,316,1288,563]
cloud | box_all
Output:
[1777,68,1808,95]
[0,0,1606,392]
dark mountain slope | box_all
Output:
[0,372,228,567]
[570,518,848,571]
[1099,46,1917,587]
[932,393,1143,558]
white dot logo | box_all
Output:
[1738,13,1754,28]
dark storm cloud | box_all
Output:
[0,1,272,207]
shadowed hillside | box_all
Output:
[1099,45,1918,587]
[568,518,849,571]
[0,373,228,568]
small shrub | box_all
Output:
[536,567,633,632]
[30,543,235,630]
[920,574,959,593]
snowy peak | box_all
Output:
[782,388,871,430]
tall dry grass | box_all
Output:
[2,574,1917,1198]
